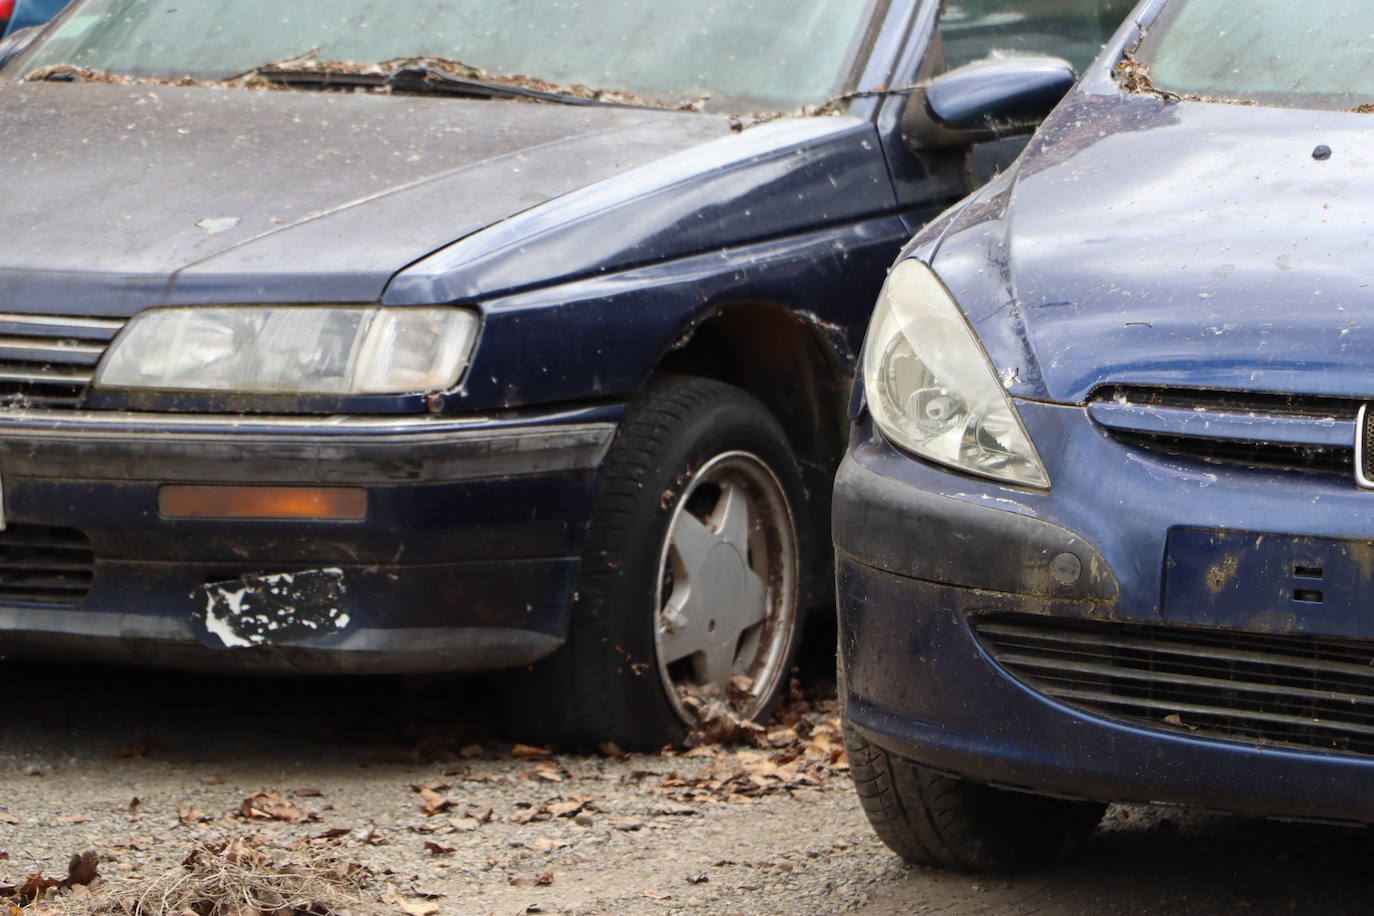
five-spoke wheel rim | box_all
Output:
[654,450,798,725]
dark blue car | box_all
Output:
[0,0,68,38]
[0,0,1126,749]
[838,0,1374,870]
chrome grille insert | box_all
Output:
[0,314,124,408]
[973,614,1374,758]
[0,524,95,606]
[1357,404,1374,489]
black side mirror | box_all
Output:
[904,55,1076,151]
[0,25,41,73]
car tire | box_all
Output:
[845,724,1104,871]
[505,376,807,750]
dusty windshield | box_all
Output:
[14,0,882,112]
[1133,0,1374,109]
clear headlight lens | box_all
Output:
[862,259,1049,488]
[95,306,480,395]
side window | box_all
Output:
[937,0,1136,74]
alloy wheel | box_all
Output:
[654,450,798,724]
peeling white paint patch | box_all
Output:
[196,568,349,648]
[204,590,255,648]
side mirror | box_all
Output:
[904,56,1076,151]
[0,25,41,73]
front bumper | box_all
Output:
[835,399,1374,824]
[0,406,619,674]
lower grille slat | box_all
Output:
[996,652,1374,710]
[0,525,94,606]
[974,614,1374,758]
[980,621,1374,682]
[1046,687,1374,742]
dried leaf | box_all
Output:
[177,803,208,825]
[509,870,554,888]
[423,842,455,856]
[416,787,453,816]
[546,801,584,819]
[507,806,543,825]
[1163,713,1197,730]
[114,737,158,759]
[511,744,553,760]
[597,742,628,760]
[63,851,100,888]
[532,764,563,783]
[17,873,60,904]
[239,792,307,823]
[531,838,569,852]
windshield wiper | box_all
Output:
[258,65,660,110]
[26,55,696,111]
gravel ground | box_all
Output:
[4,650,1374,916]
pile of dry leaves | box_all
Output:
[1,840,384,916]
[1,851,101,914]
[657,678,849,803]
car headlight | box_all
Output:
[95,306,480,395]
[862,259,1049,488]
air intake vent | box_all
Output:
[0,314,125,409]
[0,525,95,605]
[1088,386,1358,475]
[973,614,1374,758]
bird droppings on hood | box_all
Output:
[195,568,349,648]
[195,217,240,234]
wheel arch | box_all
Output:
[652,301,853,612]
[654,301,852,474]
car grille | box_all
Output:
[0,313,126,409]
[973,613,1374,758]
[1088,386,1358,474]
[0,524,95,605]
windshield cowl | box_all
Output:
[14,0,881,115]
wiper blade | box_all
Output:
[258,65,658,110]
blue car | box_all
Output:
[838,0,1374,870]
[1,0,68,38]
[0,0,1128,750]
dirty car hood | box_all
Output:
[937,89,1374,404]
[0,83,730,314]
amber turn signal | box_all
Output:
[159,486,367,520]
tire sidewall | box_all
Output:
[587,380,808,745]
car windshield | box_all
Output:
[1133,0,1374,110]
[13,0,882,112]
[939,0,1134,74]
